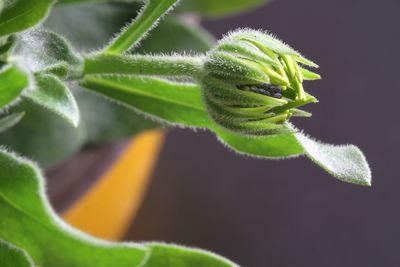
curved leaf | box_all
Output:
[0,0,55,37]
[0,148,238,266]
[0,63,30,108]
[215,127,304,158]
[25,74,80,127]
[0,112,25,133]
[0,149,147,267]
[81,75,211,128]
[0,240,34,267]
[295,133,372,186]
[17,29,82,78]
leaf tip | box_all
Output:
[295,133,372,186]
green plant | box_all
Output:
[0,0,371,266]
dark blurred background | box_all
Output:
[127,0,400,266]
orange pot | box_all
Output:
[62,130,165,241]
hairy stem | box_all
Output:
[84,54,205,79]
[104,0,179,54]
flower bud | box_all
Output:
[202,29,320,136]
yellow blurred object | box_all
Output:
[63,130,165,240]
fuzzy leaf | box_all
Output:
[295,133,372,186]
[215,127,304,158]
[81,75,211,128]
[17,29,82,78]
[0,112,25,133]
[25,74,80,126]
[0,63,30,108]
[0,240,34,267]
[0,0,55,36]
[0,148,147,267]
[0,148,238,266]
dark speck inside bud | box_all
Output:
[237,84,283,99]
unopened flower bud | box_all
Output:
[202,29,320,136]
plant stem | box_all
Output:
[104,0,179,55]
[84,54,205,79]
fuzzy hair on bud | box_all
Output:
[202,29,321,136]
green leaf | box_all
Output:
[295,133,372,186]
[178,0,271,17]
[0,63,30,108]
[0,112,25,133]
[0,148,238,266]
[17,29,82,78]
[81,75,212,128]
[24,74,80,127]
[0,100,87,168]
[105,0,179,54]
[0,149,147,267]
[0,240,34,267]
[215,127,304,158]
[0,0,55,37]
